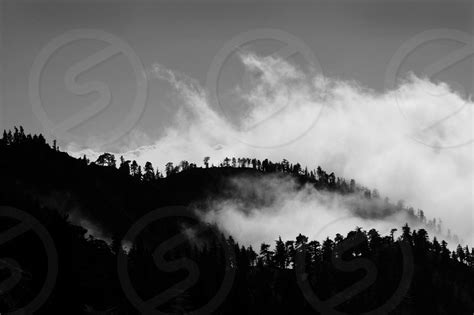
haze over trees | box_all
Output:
[93,150,458,245]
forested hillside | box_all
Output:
[0,127,473,314]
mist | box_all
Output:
[68,52,473,247]
[198,173,414,248]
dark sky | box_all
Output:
[1,0,472,148]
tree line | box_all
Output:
[0,127,462,244]
[92,152,459,244]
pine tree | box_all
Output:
[259,243,273,266]
[143,162,155,181]
[165,162,174,177]
[273,237,287,268]
[131,160,139,178]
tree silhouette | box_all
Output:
[273,237,287,268]
[259,243,273,267]
[143,161,155,181]
[165,162,174,176]
[119,156,131,176]
[95,153,117,168]
[203,156,210,168]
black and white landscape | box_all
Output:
[0,0,473,314]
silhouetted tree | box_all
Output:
[273,237,287,268]
[259,243,273,267]
[130,160,139,177]
[95,153,117,168]
[203,156,210,168]
[180,160,190,171]
[119,156,131,176]
[165,162,174,177]
[143,161,155,181]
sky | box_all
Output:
[0,0,473,246]
[1,0,472,144]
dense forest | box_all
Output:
[0,127,473,314]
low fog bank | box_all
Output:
[198,173,456,249]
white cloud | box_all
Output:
[67,52,473,247]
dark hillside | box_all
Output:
[0,128,473,314]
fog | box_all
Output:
[68,52,473,247]
[199,173,415,248]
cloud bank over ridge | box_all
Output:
[68,52,473,246]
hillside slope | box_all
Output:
[0,128,473,314]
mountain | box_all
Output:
[0,127,473,314]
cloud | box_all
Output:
[67,52,473,246]
[199,174,414,248]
